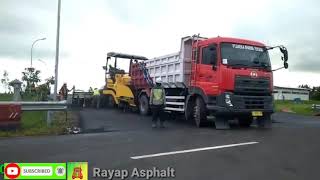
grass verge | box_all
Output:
[274,100,320,116]
[0,93,13,101]
[0,93,79,137]
[0,111,79,137]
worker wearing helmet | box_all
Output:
[150,77,166,128]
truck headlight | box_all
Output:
[225,94,233,107]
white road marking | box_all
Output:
[131,141,258,160]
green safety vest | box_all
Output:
[151,87,165,105]
[93,89,100,96]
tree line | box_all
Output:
[298,84,320,100]
[1,68,54,101]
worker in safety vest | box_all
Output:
[150,77,166,128]
[92,88,100,108]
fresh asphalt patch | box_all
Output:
[78,108,122,133]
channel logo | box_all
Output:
[5,163,21,179]
[67,162,88,180]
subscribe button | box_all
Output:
[4,163,66,179]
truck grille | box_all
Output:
[233,95,273,110]
[234,76,270,95]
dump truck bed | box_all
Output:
[145,36,207,87]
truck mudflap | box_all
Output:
[214,116,231,130]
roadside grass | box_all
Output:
[0,93,13,101]
[0,93,78,137]
[274,100,320,116]
[0,93,35,101]
[0,111,77,137]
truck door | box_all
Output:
[198,44,219,95]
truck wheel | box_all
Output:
[257,114,272,129]
[193,97,207,127]
[185,97,195,122]
[139,95,149,115]
[238,116,253,127]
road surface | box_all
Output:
[1,109,320,180]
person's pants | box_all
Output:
[63,94,68,100]
[152,106,164,123]
[93,96,100,108]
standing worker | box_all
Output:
[150,77,166,128]
[92,88,100,108]
[89,87,93,93]
[59,83,74,100]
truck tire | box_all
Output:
[139,95,149,115]
[257,114,272,129]
[185,97,194,122]
[193,97,208,127]
[238,116,253,127]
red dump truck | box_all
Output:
[102,35,288,129]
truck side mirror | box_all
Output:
[284,50,288,61]
[280,46,288,62]
[270,45,289,71]
[279,46,288,69]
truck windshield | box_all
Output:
[221,43,271,69]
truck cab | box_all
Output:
[186,36,287,128]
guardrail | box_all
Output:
[312,104,320,111]
[0,101,68,126]
[0,101,68,111]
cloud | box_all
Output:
[0,0,58,59]
[106,0,170,25]
[230,0,320,73]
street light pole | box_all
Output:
[54,0,61,101]
[30,38,46,68]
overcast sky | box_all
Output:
[0,0,319,92]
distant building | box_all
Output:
[273,86,310,101]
